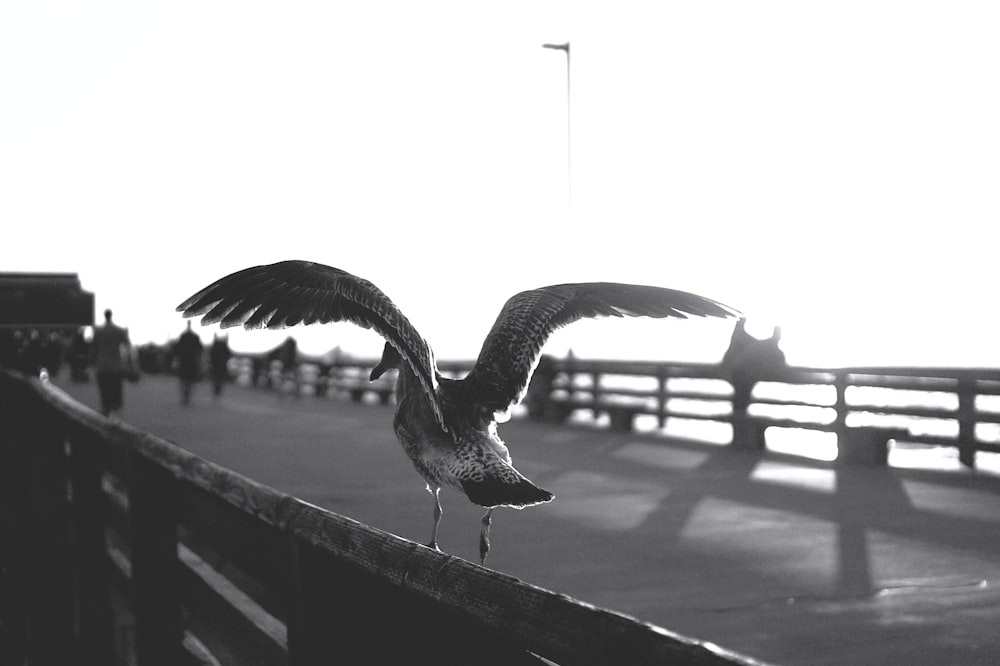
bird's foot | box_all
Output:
[425,540,441,552]
[479,541,489,566]
[479,509,493,566]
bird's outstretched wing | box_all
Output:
[463,282,738,416]
[176,260,446,428]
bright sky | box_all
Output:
[3,2,999,368]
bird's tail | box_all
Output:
[461,475,553,509]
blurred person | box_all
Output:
[209,333,232,399]
[69,329,91,381]
[18,329,46,376]
[91,309,133,417]
[278,336,299,397]
[0,330,18,369]
[43,331,66,378]
[175,321,204,405]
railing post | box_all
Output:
[957,376,977,468]
[591,371,602,419]
[69,431,115,664]
[129,452,183,666]
[834,371,848,447]
[315,364,330,397]
[656,368,668,429]
[729,373,761,450]
[565,355,577,404]
[286,536,331,666]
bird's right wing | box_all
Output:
[176,260,446,428]
[463,282,738,417]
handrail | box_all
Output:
[0,368,767,666]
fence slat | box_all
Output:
[178,481,290,621]
[69,431,116,665]
[178,544,287,666]
[130,451,184,666]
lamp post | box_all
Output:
[542,42,570,223]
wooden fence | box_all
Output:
[236,354,1000,470]
[0,367,766,666]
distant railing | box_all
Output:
[232,354,1000,470]
[544,359,1000,469]
[0,368,763,666]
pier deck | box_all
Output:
[61,375,1000,665]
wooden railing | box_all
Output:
[232,354,1000,470]
[541,359,1000,469]
[0,368,765,666]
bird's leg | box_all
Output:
[479,508,494,566]
[426,486,442,551]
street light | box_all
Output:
[542,42,571,222]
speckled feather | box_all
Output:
[463,282,739,416]
[176,261,445,428]
[392,364,552,508]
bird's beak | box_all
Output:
[370,358,391,381]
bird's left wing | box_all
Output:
[176,260,446,427]
[463,282,739,417]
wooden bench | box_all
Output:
[543,398,646,432]
[733,415,908,466]
[325,378,394,405]
[837,426,909,466]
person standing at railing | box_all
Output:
[722,318,786,415]
[91,309,134,417]
[175,321,204,406]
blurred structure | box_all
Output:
[0,272,94,329]
[0,272,94,378]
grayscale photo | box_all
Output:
[2,2,999,664]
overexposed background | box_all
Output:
[3,1,998,367]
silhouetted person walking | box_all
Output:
[91,309,133,417]
[175,321,204,405]
[278,336,298,397]
[209,334,232,399]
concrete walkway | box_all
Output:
[61,375,1000,665]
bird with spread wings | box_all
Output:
[177,260,738,564]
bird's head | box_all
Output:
[370,341,402,381]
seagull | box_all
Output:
[176,260,738,564]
